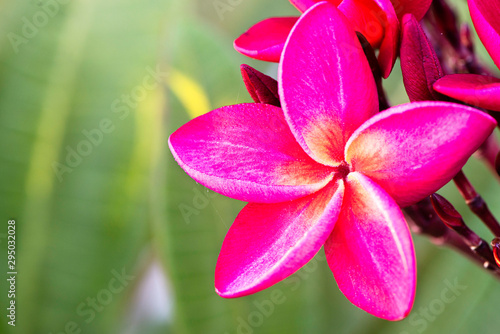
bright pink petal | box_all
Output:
[234,17,298,62]
[345,102,497,207]
[373,0,400,79]
[400,14,444,102]
[169,103,335,203]
[216,180,345,297]
[468,0,500,69]
[325,172,415,320]
[434,74,500,112]
[339,0,400,78]
[279,2,378,166]
[338,0,386,48]
[289,0,342,12]
[390,0,432,21]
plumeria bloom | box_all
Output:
[433,0,500,112]
[169,2,496,320]
[234,0,432,78]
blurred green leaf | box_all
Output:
[0,0,170,333]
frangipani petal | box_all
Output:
[280,2,378,166]
[373,0,400,78]
[289,0,342,12]
[339,0,385,48]
[400,14,444,102]
[325,172,415,321]
[434,74,500,112]
[169,103,335,203]
[234,17,298,62]
[339,0,400,78]
[468,0,500,70]
[345,102,497,207]
[390,0,432,21]
[216,180,345,297]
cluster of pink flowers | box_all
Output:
[169,0,500,320]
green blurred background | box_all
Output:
[0,0,499,333]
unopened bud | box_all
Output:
[400,14,444,102]
[430,193,463,228]
[431,193,483,247]
[240,64,280,106]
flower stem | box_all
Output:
[453,170,500,237]
[404,198,500,279]
[430,193,499,271]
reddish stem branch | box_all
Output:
[431,194,499,271]
[404,198,500,279]
[453,171,500,237]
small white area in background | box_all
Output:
[122,259,173,333]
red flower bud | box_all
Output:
[240,64,280,106]
[400,14,444,102]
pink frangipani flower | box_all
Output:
[234,0,432,78]
[169,2,496,320]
